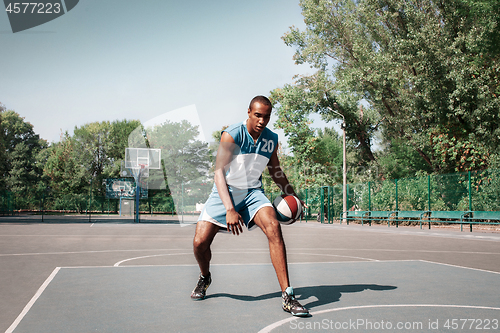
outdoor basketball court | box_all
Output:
[1,218,499,332]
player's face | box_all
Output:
[247,102,272,138]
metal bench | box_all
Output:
[463,211,500,232]
[393,211,428,228]
[340,209,499,232]
[426,211,469,230]
[364,211,396,226]
[340,211,368,225]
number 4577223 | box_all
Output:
[6,2,61,14]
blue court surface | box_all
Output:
[1,219,499,332]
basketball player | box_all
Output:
[191,96,309,317]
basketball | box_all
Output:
[273,195,302,225]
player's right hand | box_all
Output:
[226,208,244,235]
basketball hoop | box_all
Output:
[122,148,161,223]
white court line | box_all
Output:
[258,304,500,333]
[0,248,194,257]
[0,234,193,237]
[47,260,379,270]
[289,252,378,262]
[0,246,498,257]
[61,259,423,270]
[419,259,500,275]
[113,251,377,266]
[290,223,500,241]
[89,223,197,228]
[5,267,61,333]
[114,252,196,266]
[290,247,500,255]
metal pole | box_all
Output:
[320,187,324,223]
[395,179,399,211]
[368,181,371,211]
[89,178,92,222]
[428,175,431,211]
[328,186,332,223]
[305,188,308,222]
[135,175,140,223]
[41,191,44,222]
[346,183,350,225]
[327,105,347,221]
[468,171,472,211]
[342,118,347,219]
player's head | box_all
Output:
[247,95,272,137]
[249,95,272,111]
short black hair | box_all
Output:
[249,95,272,111]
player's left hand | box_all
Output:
[226,208,244,235]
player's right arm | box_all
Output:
[214,131,244,235]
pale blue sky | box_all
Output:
[1,0,335,145]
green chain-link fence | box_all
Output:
[347,169,500,214]
[1,169,499,220]
[267,168,499,223]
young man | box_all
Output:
[191,95,309,317]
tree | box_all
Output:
[0,103,7,188]
[108,119,142,162]
[105,119,142,178]
[72,120,140,196]
[0,108,47,203]
[211,125,229,143]
[270,72,379,168]
[146,120,212,209]
[72,122,113,192]
[278,0,500,175]
[43,134,86,195]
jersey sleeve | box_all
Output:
[222,122,243,146]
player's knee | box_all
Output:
[193,235,209,251]
[263,219,283,242]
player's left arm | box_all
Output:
[267,146,300,199]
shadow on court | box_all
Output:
[207,284,397,310]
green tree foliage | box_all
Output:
[270,72,379,176]
[375,138,433,180]
[108,119,142,163]
[276,0,500,176]
[70,120,141,196]
[146,120,212,206]
[44,134,87,194]
[0,108,47,202]
[72,121,113,195]
[211,125,229,143]
[0,103,7,189]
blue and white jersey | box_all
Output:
[222,120,278,189]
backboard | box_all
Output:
[125,148,161,170]
[105,178,148,199]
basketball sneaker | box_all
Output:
[190,273,211,300]
[282,286,309,316]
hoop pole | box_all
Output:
[135,171,140,223]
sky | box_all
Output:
[1,0,335,146]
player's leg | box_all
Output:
[193,220,219,276]
[252,206,290,290]
[252,205,309,316]
[191,220,219,300]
